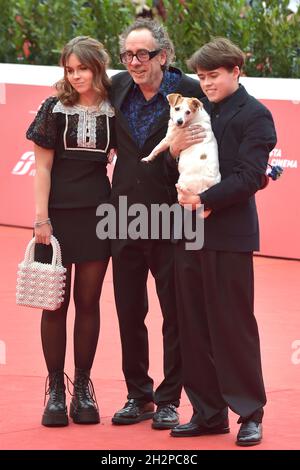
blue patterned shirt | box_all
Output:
[121,69,181,148]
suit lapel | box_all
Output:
[205,85,248,143]
[113,74,132,110]
[113,74,137,142]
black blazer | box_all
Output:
[110,67,203,207]
[199,85,277,252]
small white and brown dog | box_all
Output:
[142,93,221,198]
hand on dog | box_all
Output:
[176,184,200,210]
[170,124,206,158]
[176,184,212,217]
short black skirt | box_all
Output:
[35,207,110,265]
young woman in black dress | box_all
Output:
[27,36,115,427]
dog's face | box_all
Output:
[167,93,202,127]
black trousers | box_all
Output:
[111,238,182,406]
[174,243,266,425]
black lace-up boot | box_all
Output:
[42,370,68,427]
[70,368,100,424]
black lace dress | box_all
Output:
[26,96,115,264]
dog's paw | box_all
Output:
[141,156,152,163]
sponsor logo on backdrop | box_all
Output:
[0,340,6,365]
[291,339,300,365]
[269,148,297,169]
[12,151,35,176]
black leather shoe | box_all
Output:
[236,421,262,446]
[42,370,68,427]
[152,404,179,429]
[70,369,100,424]
[112,399,155,424]
[170,419,230,437]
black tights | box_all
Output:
[41,259,109,372]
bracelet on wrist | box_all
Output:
[34,218,51,228]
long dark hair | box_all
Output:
[56,36,111,105]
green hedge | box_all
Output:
[1,0,300,77]
[0,0,135,66]
[165,0,300,77]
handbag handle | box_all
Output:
[23,235,63,268]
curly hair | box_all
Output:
[119,19,175,69]
[55,36,111,106]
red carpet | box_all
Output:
[0,226,299,450]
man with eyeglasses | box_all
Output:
[109,19,204,430]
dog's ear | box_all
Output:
[167,93,182,107]
[188,97,203,112]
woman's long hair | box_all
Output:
[55,36,111,106]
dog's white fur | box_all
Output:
[142,93,221,195]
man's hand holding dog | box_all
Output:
[176,184,212,217]
[169,124,205,158]
[176,184,201,209]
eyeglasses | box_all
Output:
[119,49,161,64]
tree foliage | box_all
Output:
[0,0,299,77]
[164,0,300,77]
[0,0,135,66]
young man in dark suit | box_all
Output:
[109,19,204,429]
[169,38,277,446]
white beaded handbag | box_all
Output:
[16,236,66,311]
